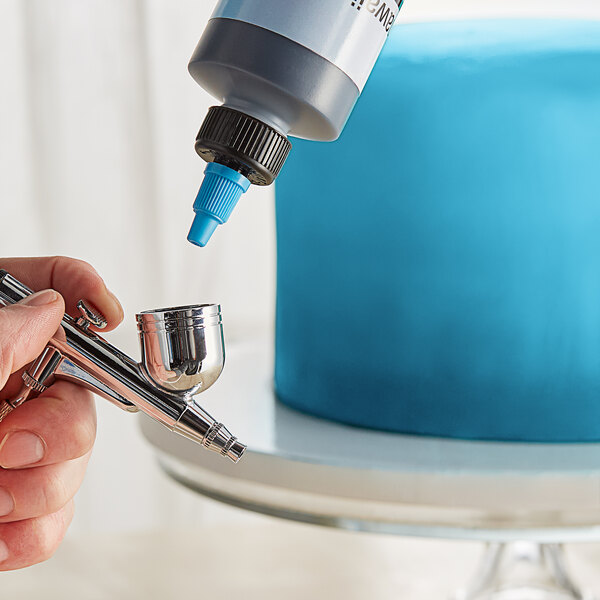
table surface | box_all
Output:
[141,337,600,542]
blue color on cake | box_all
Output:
[274,20,600,442]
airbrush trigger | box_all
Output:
[76,300,108,331]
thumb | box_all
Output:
[0,290,65,389]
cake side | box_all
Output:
[275,20,600,442]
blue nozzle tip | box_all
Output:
[187,213,220,247]
[188,163,251,247]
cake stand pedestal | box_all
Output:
[141,338,600,600]
[455,542,591,600]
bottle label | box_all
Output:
[212,0,403,92]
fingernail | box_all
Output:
[0,487,14,517]
[21,290,59,308]
[0,540,8,564]
[0,431,45,468]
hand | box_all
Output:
[0,257,123,570]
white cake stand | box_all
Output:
[141,338,600,600]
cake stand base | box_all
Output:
[455,543,593,600]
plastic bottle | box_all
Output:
[187,0,404,246]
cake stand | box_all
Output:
[140,338,600,600]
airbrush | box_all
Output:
[0,270,245,463]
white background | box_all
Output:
[1,0,600,571]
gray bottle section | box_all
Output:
[188,19,360,142]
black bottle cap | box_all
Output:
[195,106,292,186]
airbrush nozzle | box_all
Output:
[175,403,246,463]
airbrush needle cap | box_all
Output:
[187,162,251,247]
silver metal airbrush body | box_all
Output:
[0,270,245,463]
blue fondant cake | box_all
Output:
[274,20,600,442]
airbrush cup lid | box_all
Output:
[136,304,222,333]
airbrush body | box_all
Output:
[0,270,245,463]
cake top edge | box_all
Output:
[388,18,600,57]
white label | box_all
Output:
[212,0,403,91]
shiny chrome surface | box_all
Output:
[22,346,63,393]
[0,402,12,421]
[0,270,245,463]
[137,305,224,394]
[76,300,108,330]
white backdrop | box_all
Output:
[1,0,600,535]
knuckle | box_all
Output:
[71,257,94,273]
[0,333,7,386]
[0,312,17,386]
[71,417,96,458]
[23,515,62,564]
[58,394,96,458]
[38,503,72,563]
[77,395,97,448]
[50,256,95,286]
[41,470,71,515]
[47,382,96,433]
[0,502,73,569]
[56,255,93,274]
[35,522,60,563]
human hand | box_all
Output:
[0,257,123,570]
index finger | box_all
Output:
[0,257,123,331]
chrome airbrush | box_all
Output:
[0,270,245,463]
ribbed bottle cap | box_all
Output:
[187,163,251,247]
[195,106,292,186]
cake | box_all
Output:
[274,19,600,442]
